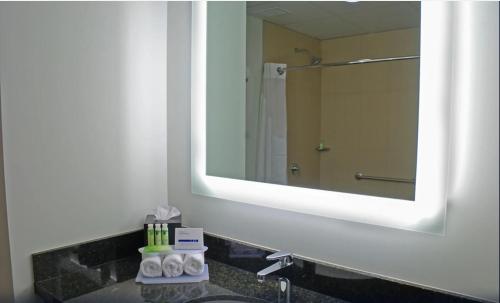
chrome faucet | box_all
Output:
[257,251,294,303]
[257,251,294,282]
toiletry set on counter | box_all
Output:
[136,206,209,284]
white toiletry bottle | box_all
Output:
[154,223,162,246]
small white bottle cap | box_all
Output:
[148,224,153,229]
[155,223,161,229]
[162,223,168,229]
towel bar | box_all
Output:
[354,172,415,184]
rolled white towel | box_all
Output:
[183,253,205,276]
[162,253,184,278]
[140,256,162,278]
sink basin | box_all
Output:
[185,295,270,303]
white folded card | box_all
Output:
[174,228,204,250]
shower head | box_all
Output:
[294,48,322,65]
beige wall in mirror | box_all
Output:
[207,1,421,201]
[319,28,419,200]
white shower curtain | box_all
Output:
[256,63,287,185]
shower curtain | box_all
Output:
[256,63,287,185]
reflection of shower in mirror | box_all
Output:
[207,1,421,201]
[294,47,322,65]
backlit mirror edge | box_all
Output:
[191,1,451,235]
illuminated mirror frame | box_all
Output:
[191,1,451,234]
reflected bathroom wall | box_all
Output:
[207,2,247,180]
[319,28,420,200]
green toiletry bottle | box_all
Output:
[147,224,154,247]
[155,224,162,246]
[161,223,169,246]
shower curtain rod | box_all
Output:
[276,55,419,75]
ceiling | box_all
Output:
[247,1,420,40]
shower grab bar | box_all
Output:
[276,55,419,75]
[354,172,415,184]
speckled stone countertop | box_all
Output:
[35,256,347,303]
[33,231,484,303]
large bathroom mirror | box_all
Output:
[206,1,420,201]
[192,1,451,234]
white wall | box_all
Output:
[206,2,246,180]
[0,102,13,303]
[0,3,167,302]
[167,2,499,302]
[245,16,263,181]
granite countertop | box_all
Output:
[34,231,485,303]
[35,256,348,303]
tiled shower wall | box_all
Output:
[261,23,419,199]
